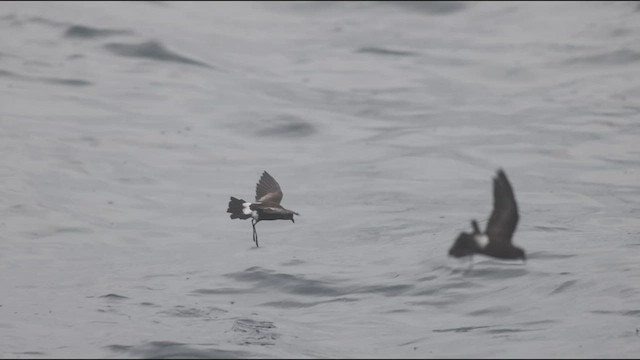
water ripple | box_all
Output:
[433,325,492,333]
[0,69,92,87]
[104,40,214,68]
[357,46,420,57]
[99,293,129,300]
[564,49,640,67]
[550,279,578,295]
[261,297,359,308]
[391,1,468,14]
[231,318,280,346]
[255,115,317,138]
[64,25,133,39]
[222,267,414,297]
[591,310,640,317]
[107,341,254,359]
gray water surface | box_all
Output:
[1,1,640,358]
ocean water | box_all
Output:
[1,1,640,358]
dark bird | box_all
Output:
[227,171,299,247]
[449,169,526,263]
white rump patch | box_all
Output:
[242,202,252,215]
[474,234,490,249]
[243,202,259,220]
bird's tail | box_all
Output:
[227,197,252,220]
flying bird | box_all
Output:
[227,171,299,247]
[448,169,526,263]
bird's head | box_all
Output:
[287,211,300,223]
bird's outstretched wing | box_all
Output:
[486,169,519,244]
[255,171,283,204]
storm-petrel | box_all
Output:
[448,169,526,262]
[227,171,299,247]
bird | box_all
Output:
[227,171,299,247]
[448,169,526,263]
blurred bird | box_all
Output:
[448,169,526,264]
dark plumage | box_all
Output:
[449,169,526,262]
[227,171,299,247]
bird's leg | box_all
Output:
[252,219,259,248]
